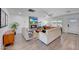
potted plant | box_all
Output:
[10,22,19,35]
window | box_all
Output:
[0,8,8,28]
[51,19,63,27]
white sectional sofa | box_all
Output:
[39,27,61,45]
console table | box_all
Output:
[3,31,14,47]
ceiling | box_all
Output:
[6,8,79,18]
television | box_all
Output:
[29,16,38,29]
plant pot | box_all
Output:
[12,30,16,35]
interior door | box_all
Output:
[68,19,78,34]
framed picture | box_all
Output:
[0,8,8,28]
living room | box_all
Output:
[0,8,79,50]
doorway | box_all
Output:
[67,19,78,34]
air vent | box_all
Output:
[66,10,71,13]
[28,9,35,12]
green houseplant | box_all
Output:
[10,22,19,34]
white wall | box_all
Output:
[60,13,79,34]
[8,15,29,33]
